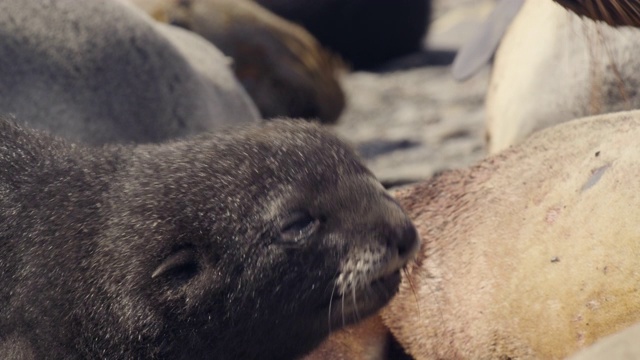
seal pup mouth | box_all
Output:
[327,269,402,324]
[325,220,419,329]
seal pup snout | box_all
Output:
[380,210,420,277]
[325,180,420,328]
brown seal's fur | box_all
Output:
[129,0,345,124]
[0,118,419,359]
[383,111,640,359]
[553,0,640,27]
[302,315,389,360]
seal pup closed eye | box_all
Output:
[0,118,419,359]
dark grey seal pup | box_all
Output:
[0,118,419,360]
[0,0,259,146]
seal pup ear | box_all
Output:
[151,246,199,280]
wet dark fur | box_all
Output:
[0,119,418,359]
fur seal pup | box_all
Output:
[486,0,640,153]
[0,118,419,359]
[254,0,431,69]
[0,0,259,146]
[381,110,640,359]
[128,0,345,124]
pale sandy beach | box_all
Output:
[334,0,495,185]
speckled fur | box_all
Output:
[0,118,418,359]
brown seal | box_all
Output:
[302,315,389,360]
[0,118,419,359]
[128,0,346,124]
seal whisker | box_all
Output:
[341,293,346,328]
[328,280,337,333]
[404,267,421,316]
[351,285,361,322]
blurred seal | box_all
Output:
[0,0,259,145]
[129,0,346,124]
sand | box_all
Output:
[334,0,495,186]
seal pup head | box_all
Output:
[85,119,419,359]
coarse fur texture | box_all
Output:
[0,118,419,359]
[253,0,431,69]
[553,0,640,27]
[129,0,346,124]
[0,0,259,146]
[383,111,640,359]
[302,314,413,360]
[302,315,388,360]
[486,0,640,153]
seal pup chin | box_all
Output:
[0,118,418,360]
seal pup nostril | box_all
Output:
[396,221,419,260]
[385,219,420,263]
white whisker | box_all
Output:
[341,293,346,328]
[328,281,337,333]
[352,284,361,322]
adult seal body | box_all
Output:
[0,119,419,359]
[0,0,259,145]
[128,0,345,123]
[384,111,640,359]
[486,0,640,153]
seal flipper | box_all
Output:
[451,0,524,81]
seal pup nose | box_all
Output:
[384,219,420,270]
[394,220,419,261]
